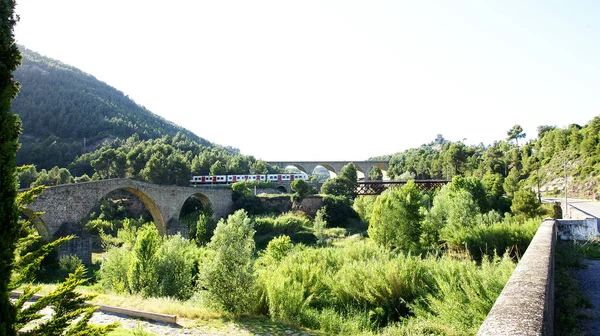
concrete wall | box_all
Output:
[477,219,556,336]
[557,218,598,241]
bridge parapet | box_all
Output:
[477,219,556,335]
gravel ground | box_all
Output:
[15,300,318,335]
[576,259,600,336]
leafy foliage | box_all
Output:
[368,181,426,250]
[320,163,359,199]
[99,223,200,300]
[12,47,210,170]
[200,210,256,314]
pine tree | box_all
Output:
[9,184,118,335]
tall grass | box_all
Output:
[255,240,517,334]
[444,217,541,260]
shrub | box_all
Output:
[99,222,200,299]
[200,210,256,314]
[313,209,327,245]
[391,254,516,335]
[291,179,311,201]
[273,212,310,235]
[57,255,83,280]
[353,195,377,223]
[154,235,199,300]
[320,195,360,228]
[99,246,132,293]
[253,216,276,235]
[368,181,426,250]
[420,187,479,248]
[448,217,540,260]
[511,189,541,219]
[231,181,252,201]
[127,224,160,296]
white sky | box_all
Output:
[13,1,600,161]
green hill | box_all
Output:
[12,47,211,169]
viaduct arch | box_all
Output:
[267,161,389,178]
[23,179,235,263]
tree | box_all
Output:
[368,181,425,250]
[251,160,269,174]
[201,210,256,313]
[291,179,311,201]
[368,166,383,180]
[511,189,540,218]
[503,167,521,198]
[1,1,23,332]
[320,163,359,200]
[210,160,226,175]
[507,124,526,147]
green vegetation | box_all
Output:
[375,119,600,199]
[12,47,210,170]
[6,28,598,335]
[0,1,22,332]
[554,241,600,335]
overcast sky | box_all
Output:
[13,1,600,161]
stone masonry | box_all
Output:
[23,179,235,262]
[267,160,389,177]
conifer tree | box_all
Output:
[1,0,23,333]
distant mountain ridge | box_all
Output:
[12,46,212,169]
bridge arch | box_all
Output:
[178,192,213,219]
[104,187,167,237]
[284,164,309,175]
[21,208,51,241]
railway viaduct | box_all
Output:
[22,178,235,263]
[267,161,389,177]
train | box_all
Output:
[190,173,309,186]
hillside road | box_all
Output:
[543,197,600,218]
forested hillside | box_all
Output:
[374,118,600,199]
[12,47,211,169]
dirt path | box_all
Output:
[18,302,319,336]
[576,259,600,336]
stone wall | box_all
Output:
[25,179,235,263]
[477,219,556,336]
[557,218,598,241]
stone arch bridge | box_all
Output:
[22,178,235,263]
[267,161,389,177]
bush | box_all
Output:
[368,181,426,250]
[99,245,133,293]
[154,235,200,299]
[291,179,312,201]
[353,195,377,223]
[99,222,201,299]
[200,210,256,314]
[273,212,310,235]
[127,224,160,296]
[320,195,360,228]
[313,209,327,245]
[447,217,540,260]
[511,189,541,219]
[231,181,252,201]
[420,187,479,248]
[253,216,276,235]
[389,254,516,335]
